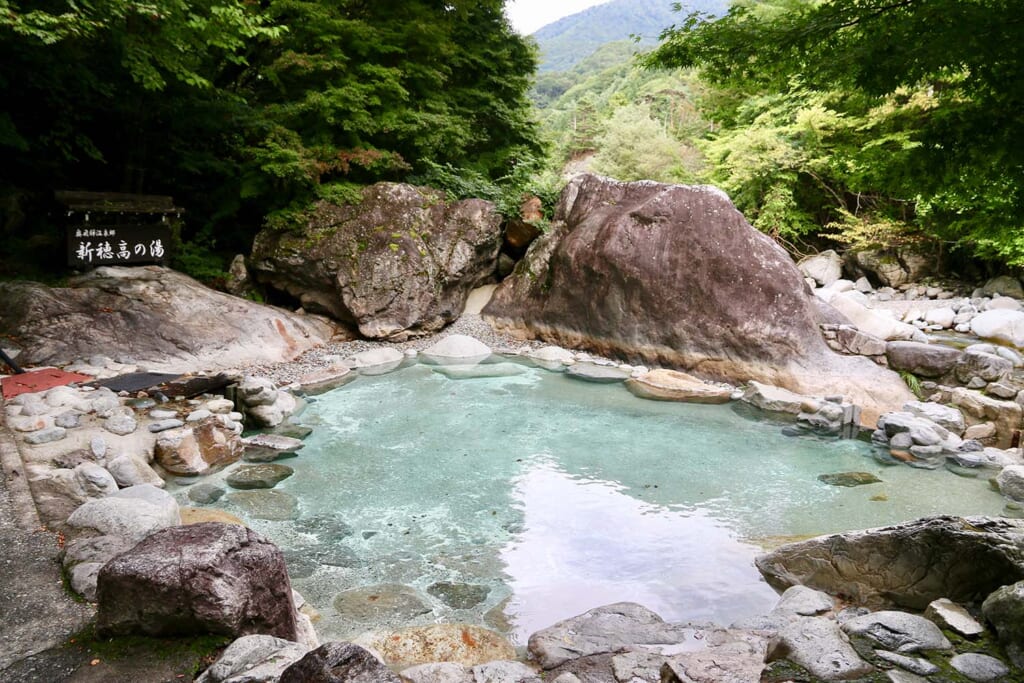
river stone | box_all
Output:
[66,484,180,539]
[873,651,939,676]
[195,634,309,683]
[971,309,1024,348]
[902,400,966,435]
[471,661,539,683]
[818,472,882,487]
[982,580,1024,666]
[996,465,1024,501]
[241,433,305,463]
[756,516,1024,610]
[484,175,912,427]
[421,335,492,364]
[344,348,404,373]
[432,363,527,380]
[355,624,515,669]
[885,341,963,378]
[771,586,835,619]
[280,642,401,683]
[226,463,294,490]
[955,348,1012,384]
[527,603,688,670]
[625,369,733,404]
[765,617,874,680]
[950,653,1010,682]
[427,582,490,610]
[841,611,951,653]
[105,454,165,488]
[798,250,842,286]
[74,462,119,497]
[238,377,279,407]
[981,275,1024,299]
[565,363,631,383]
[742,381,818,415]
[149,418,185,433]
[949,387,1023,448]
[227,490,300,520]
[923,598,984,637]
[297,365,354,394]
[402,662,474,683]
[97,522,298,641]
[333,584,431,624]
[54,411,81,429]
[24,426,66,444]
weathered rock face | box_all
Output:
[756,516,1024,610]
[483,175,911,425]
[0,266,335,371]
[250,183,502,340]
[96,522,298,641]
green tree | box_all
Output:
[591,103,691,183]
[648,0,1024,265]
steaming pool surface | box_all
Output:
[181,360,1008,643]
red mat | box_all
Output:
[1,368,93,400]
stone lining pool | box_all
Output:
[178,359,1009,644]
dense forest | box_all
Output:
[1,0,1022,282]
[0,0,544,280]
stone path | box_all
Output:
[0,416,93,679]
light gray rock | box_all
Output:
[986,381,1019,399]
[195,634,309,683]
[971,309,1024,348]
[527,603,688,670]
[242,434,305,463]
[923,598,984,637]
[187,409,213,422]
[834,326,887,356]
[421,335,492,364]
[149,418,185,433]
[955,348,1012,384]
[741,381,817,414]
[982,580,1024,667]
[432,363,527,380]
[238,377,279,407]
[997,465,1024,501]
[768,586,834,621]
[104,411,138,436]
[149,408,179,420]
[981,275,1024,299]
[402,662,474,683]
[205,398,235,414]
[924,307,956,328]
[841,611,951,653]
[105,454,164,488]
[344,347,405,370]
[949,653,1010,682]
[986,295,1024,311]
[54,411,81,429]
[24,426,67,444]
[471,660,538,683]
[65,484,180,541]
[873,651,939,676]
[902,400,965,435]
[798,250,843,286]
[855,277,873,292]
[564,363,631,383]
[188,483,226,505]
[885,341,962,378]
[765,617,873,680]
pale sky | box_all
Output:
[505,0,610,35]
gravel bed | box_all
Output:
[236,314,548,386]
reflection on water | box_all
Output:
[171,361,1008,644]
[502,462,778,640]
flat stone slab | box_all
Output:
[241,434,305,462]
[432,363,526,380]
[297,365,354,394]
[625,369,733,404]
[426,582,490,610]
[148,418,184,433]
[950,653,1010,681]
[841,610,951,653]
[333,584,432,624]
[226,463,294,490]
[766,617,874,680]
[924,598,985,637]
[565,363,631,383]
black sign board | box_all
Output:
[58,190,181,268]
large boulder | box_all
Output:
[982,581,1024,667]
[797,250,843,287]
[755,516,1024,610]
[971,309,1024,348]
[0,266,335,370]
[483,175,911,426]
[96,522,299,641]
[280,642,401,683]
[845,248,932,288]
[885,341,962,378]
[250,183,502,340]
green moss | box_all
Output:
[63,623,231,677]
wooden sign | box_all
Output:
[67,224,171,267]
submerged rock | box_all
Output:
[332,584,432,624]
[355,624,515,669]
[817,472,882,487]
[226,463,294,490]
[226,490,300,521]
[426,582,490,610]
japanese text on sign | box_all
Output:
[73,239,165,263]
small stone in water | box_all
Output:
[426,581,490,610]
[818,472,882,487]
[226,463,294,490]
